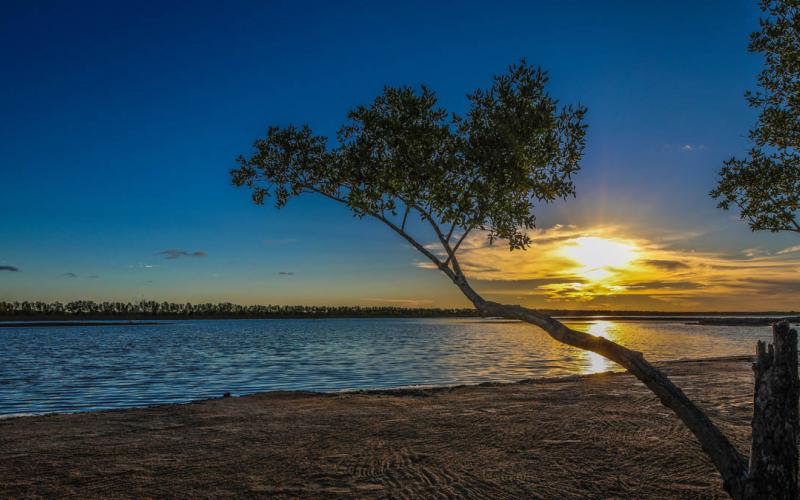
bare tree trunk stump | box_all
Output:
[745,321,799,499]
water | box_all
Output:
[0,318,777,416]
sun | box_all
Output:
[560,236,639,282]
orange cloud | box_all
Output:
[416,224,800,311]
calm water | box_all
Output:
[0,318,778,416]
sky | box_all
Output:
[1,0,798,311]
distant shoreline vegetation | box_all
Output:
[0,301,798,321]
[0,301,478,320]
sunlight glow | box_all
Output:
[560,237,639,281]
[448,224,800,310]
[585,320,615,374]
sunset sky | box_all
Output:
[3,0,799,311]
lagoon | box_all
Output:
[0,317,777,416]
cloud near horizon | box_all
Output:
[776,245,800,255]
[415,224,800,311]
[364,297,434,306]
[156,249,207,260]
[0,266,19,272]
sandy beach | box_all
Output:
[0,356,760,498]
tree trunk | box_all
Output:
[745,321,799,499]
[469,297,749,497]
[442,272,800,497]
[430,257,800,498]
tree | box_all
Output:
[712,0,800,233]
[232,61,793,498]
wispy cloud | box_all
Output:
[127,263,159,269]
[743,247,768,258]
[663,143,706,153]
[61,272,78,278]
[0,265,19,272]
[87,275,100,279]
[655,229,705,243]
[776,245,800,255]
[364,297,434,306]
[277,271,295,276]
[156,249,207,259]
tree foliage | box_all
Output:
[0,301,477,319]
[232,61,587,264]
[712,0,800,232]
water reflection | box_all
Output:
[0,318,775,416]
[584,321,615,374]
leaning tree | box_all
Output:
[233,61,796,498]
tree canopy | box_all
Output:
[231,61,778,497]
[232,61,587,277]
[712,0,800,232]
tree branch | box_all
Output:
[302,185,452,278]
[444,227,473,268]
[765,193,800,232]
[401,205,410,231]
[373,212,455,279]
[415,208,469,279]
[446,223,456,244]
[412,203,457,259]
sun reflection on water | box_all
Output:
[584,320,615,374]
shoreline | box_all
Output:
[0,354,755,420]
[0,355,761,498]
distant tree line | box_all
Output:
[1,301,794,320]
[0,300,479,319]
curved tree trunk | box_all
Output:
[472,301,748,496]
[349,196,796,498]
[446,275,796,498]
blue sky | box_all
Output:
[2,0,798,310]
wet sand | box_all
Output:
[0,356,759,498]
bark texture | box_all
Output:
[467,296,749,497]
[462,287,800,499]
[745,321,799,499]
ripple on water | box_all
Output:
[0,318,773,415]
